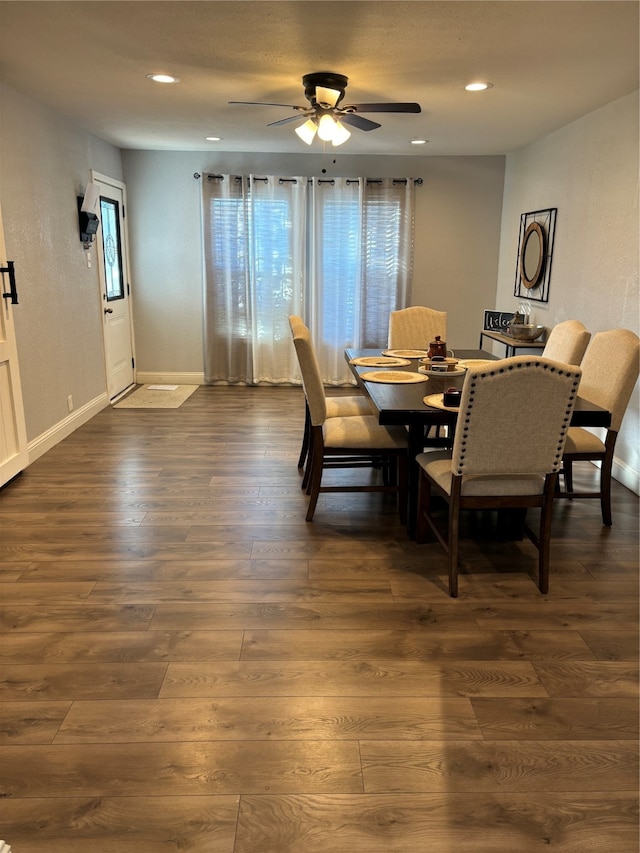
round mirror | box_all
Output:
[520,221,546,289]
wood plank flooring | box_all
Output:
[0,385,637,852]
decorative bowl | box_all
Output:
[507,323,545,342]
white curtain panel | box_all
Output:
[202,173,415,385]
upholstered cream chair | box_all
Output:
[415,356,582,597]
[388,306,447,350]
[556,328,639,525]
[543,320,591,365]
[292,322,408,522]
[288,315,371,476]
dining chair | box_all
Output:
[543,319,591,365]
[388,306,447,350]
[288,315,371,475]
[555,328,639,526]
[387,306,449,446]
[415,356,582,597]
[292,322,409,522]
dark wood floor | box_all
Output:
[0,385,637,852]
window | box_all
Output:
[203,175,415,384]
[100,197,125,301]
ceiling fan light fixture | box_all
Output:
[315,85,342,109]
[317,114,337,142]
[331,120,351,146]
[295,119,318,145]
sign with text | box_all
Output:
[483,310,514,332]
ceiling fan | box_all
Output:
[229,72,421,146]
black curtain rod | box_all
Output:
[196,174,422,185]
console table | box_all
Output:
[478,329,546,357]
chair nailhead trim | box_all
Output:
[455,361,582,474]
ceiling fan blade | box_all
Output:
[228,101,306,110]
[342,102,421,114]
[266,114,313,128]
[315,86,341,108]
[338,113,381,132]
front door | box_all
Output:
[93,173,135,400]
[0,204,28,487]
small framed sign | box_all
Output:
[483,310,514,333]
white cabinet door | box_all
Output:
[0,204,28,487]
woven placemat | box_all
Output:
[350,356,411,367]
[424,393,460,411]
[361,370,428,384]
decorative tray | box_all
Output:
[418,365,467,378]
[350,355,412,367]
[361,370,428,384]
[457,359,494,370]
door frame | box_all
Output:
[91,170,136,400]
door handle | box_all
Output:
[1,261,18,304]
[104,308,113,314]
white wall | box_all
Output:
[496,91,639,492]
[121,149,505,376]
[0,83,124,446]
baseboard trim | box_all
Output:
[28,392,110,464]
[135,372,205,385]
[612,456,640,496]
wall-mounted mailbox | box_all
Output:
[77,195,99,245]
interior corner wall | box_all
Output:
[121,148,505,376]
[0,83,124,444]
[495,91,640,493]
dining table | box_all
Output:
[345,347,612,537]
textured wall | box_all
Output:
[0,84,124,441]
[496,91,639,489]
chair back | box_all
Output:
[577,329,640,432]
[543,320,591,365]
[451,356,582,477]
[288,315,305,335]
[388,306,447,349]
[291,321,327,426]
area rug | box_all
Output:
[113,384,199,409]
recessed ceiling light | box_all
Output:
[465,82,493,92]
[205,136,222,142]
[146,73,180,84]
[410,139,428,145]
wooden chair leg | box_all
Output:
[305,429,323,522]
[298,404,311,470]
[537,477,557,594]
[302,454,312,493]
[563,459,574,493]
[448,478,462,598]
[302,428,314,492]
[600,456,613,527]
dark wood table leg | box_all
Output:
[406,422,427,539]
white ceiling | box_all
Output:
[1,1,638,156]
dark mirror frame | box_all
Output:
[513,207,557,303]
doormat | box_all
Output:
[113,384,198,409]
